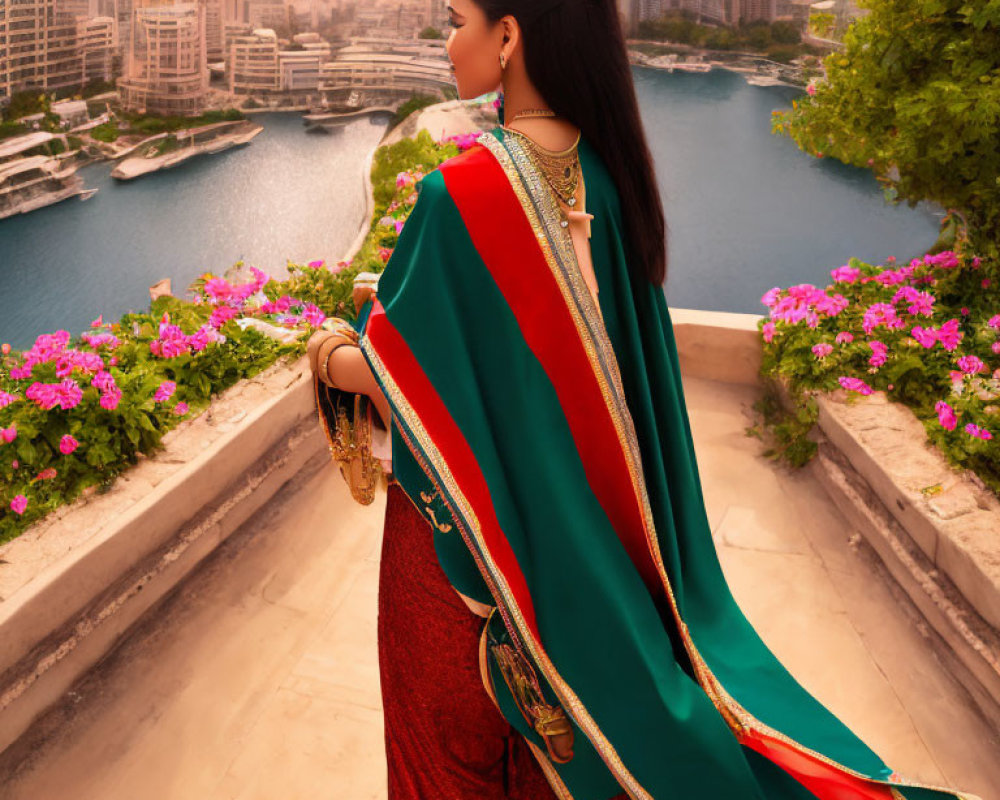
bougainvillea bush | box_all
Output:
[0,128,474,544]
[757,247,1000,493]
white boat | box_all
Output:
[111,121,263,180]
[672,61,713,73]
[78,188,98,201]
[745,74,796,88]
[0,156,92,219]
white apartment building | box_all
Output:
[117,2,209,116]
[228,28,280,93]
[317,37,452,108]
[78,15,116,83]
[228,28,332,94]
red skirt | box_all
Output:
[379,481,626,799]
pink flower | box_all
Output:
[301,303,326,328]
[982,279,991,289]
[150,322,192,358]
[153,380,176,403]
[10,495,27,515]
[394,219,405,235]
[204,277,237,302]
[812,343,833,359]
[992,341,1000,355]
[25,379,83,410]
[987,314,1000,330]
[100,389,122,410]
[923,251,960,269]
[760,287,782,307]
[762,321,777,343]
[174,401,189,416]
[308,260,325,269]
[806,82,817,96]
[259,295,295,314]
[891,286,935,317]
[936,318,963,351]
[838,376,873,395]
[965,423,993,440]
[54,349,104,378]
[910,325,938,348]
[1,343,9,355]
[835,331,854,344]
[868,340,888,368]
[829,265,860,284]
[59,434,79,454]
[91,370,122,410]
[378,247,393,264]
[935,400,957,431]
[0,390,20,408]
[957,355,985,374]
[1,426,17,444]
[80,331,120,349]
[209,304,241,329]
[90,314,104,327]
[862,303,904,335]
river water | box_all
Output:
[0,69,940,349]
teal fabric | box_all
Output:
[358,127,972,800]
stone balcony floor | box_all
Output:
[1,375,998,800]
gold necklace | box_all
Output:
[503,110,581,228]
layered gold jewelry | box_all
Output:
[316,331,358,389]
[503,109,581,228]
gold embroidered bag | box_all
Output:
[312,283,388,505]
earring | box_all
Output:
[499,52,507,70]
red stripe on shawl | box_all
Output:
[740,730,897,800]
[436,145,903,800]
[365,298,541,641]
[439,145,664,602]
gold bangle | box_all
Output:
[319,336,356,388]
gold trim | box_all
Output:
[360,335,649,800]
[524,738,577,800]
[481,611,577,800]
[475,129,980,800]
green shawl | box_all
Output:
[357,124,978,800]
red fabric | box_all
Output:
[366,296,541,641]
[438,147,664,602]
[739,729,896,800]
[378,482,629,800]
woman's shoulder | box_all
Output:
[411,132,504,209]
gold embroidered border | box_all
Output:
[476,129,981,800]
[525,738,577,800]
[359,332,650,800]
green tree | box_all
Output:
[770,20,802,44]
[419,25,443,39]
[742,21,772,50]
[773,0,1000,259]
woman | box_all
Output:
[306,1,983,798]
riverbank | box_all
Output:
[110,120,264,181]
[627,39,817,87]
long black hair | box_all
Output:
[473,0,668,287]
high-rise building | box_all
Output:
[244,0,286,29]
[204,0,225,62]
[118,2,209,115]
[228,27,279,92]
[0,0,87,103]
[740,0,777,21]
[78,16,116,82]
